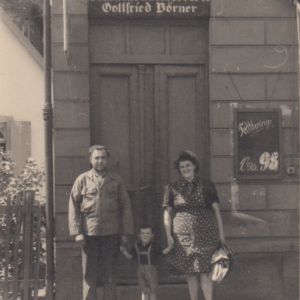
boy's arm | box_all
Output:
[120,245,133,260]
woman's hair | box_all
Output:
[174,150,200,173]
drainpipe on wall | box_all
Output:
[295,1,300,156]
[43,0,55,299]
[294,2,300,300]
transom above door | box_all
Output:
[89,18,208,65]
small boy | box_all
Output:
[120,226,170,300]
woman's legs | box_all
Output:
[200,273,213,300]
[186,274,199,300]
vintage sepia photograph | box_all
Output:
[0,0,299,299]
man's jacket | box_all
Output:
[68,169,133,236]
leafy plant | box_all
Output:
[0,151,45,205]
[0,151,46,294]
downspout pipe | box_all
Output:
[294,2,300,300]
[43,0,55,299]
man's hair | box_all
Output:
[88,145,110,157]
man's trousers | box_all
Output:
[82,235,119,300]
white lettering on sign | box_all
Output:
[239,151,279,173]
[239,157,258,172]
[259,152,279,171]
[238,119,273,137]
[102,2,152,14]
[91,0,210,2]
[156,2,197,13]
[97,0,209,15]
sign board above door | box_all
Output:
[89,0,210,17]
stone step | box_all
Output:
[117,284,191,300]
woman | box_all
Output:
[163,150,225,300]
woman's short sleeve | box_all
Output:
[204,180,220,208]
[162,184,174,208]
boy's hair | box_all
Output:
[139,225,154,233]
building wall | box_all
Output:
[51,1,91,298]
[210,0,299,299]
[51,0,299,299]
[0,14,44,166]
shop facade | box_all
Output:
[52,0,299,299]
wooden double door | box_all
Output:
[91,64,209,244]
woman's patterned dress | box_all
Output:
[163,176,220,274]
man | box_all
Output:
[69,145,133,300]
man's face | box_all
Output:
[90,149,109,172]
[139,228,154,245]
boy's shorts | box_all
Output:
[137,265,158,294]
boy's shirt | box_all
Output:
[129,242,163,265]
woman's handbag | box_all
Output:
[210,244,233,283]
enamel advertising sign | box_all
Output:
[235,109,282,180]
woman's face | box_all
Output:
[179,160,196,180]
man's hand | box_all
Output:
[75,234,85,246]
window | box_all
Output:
[0,124,7,152]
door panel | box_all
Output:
[91,65,152,281]
[155,65,209,186]
[91,65,139,184]
[91,65,156,235]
